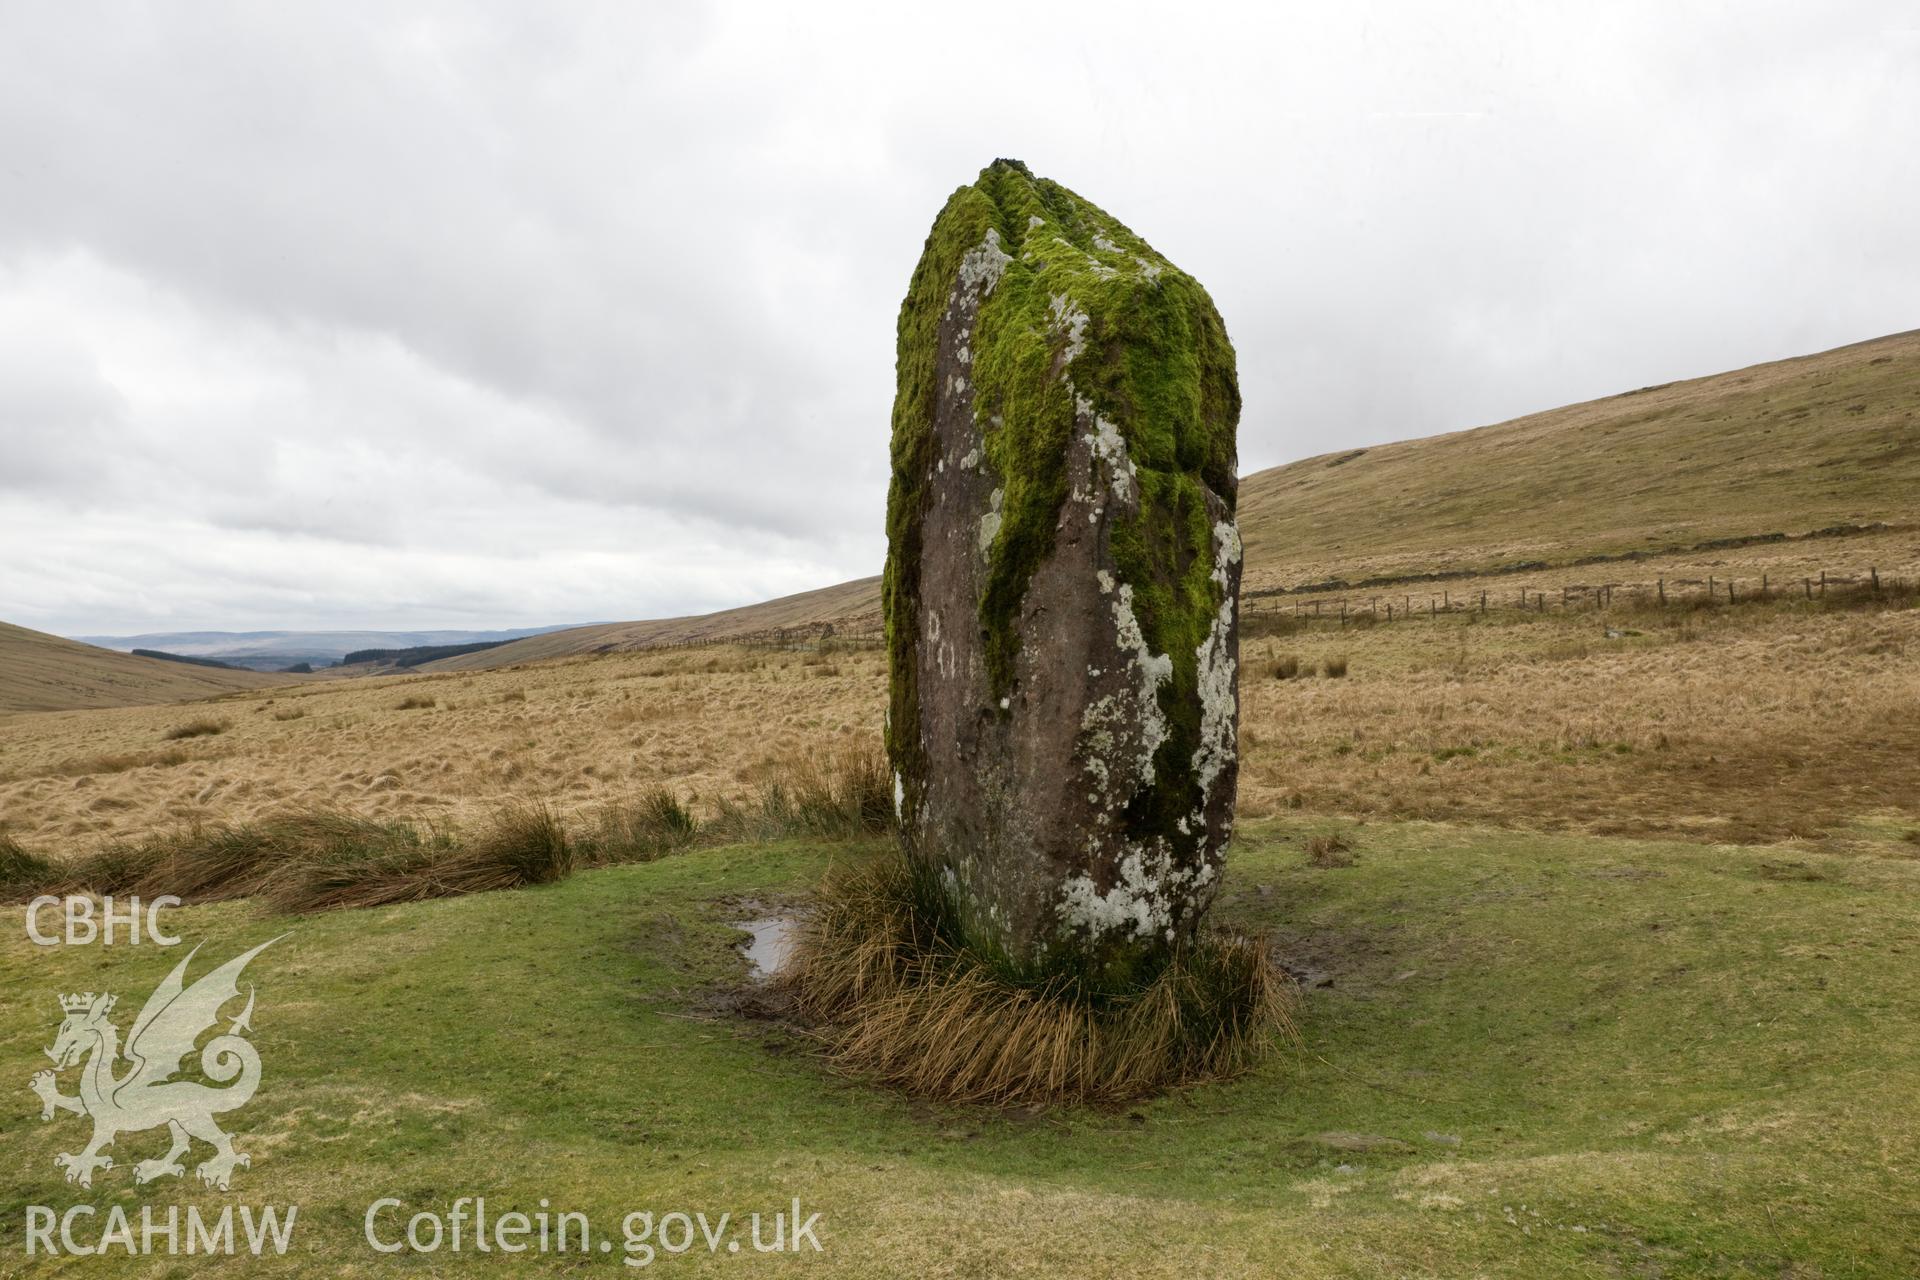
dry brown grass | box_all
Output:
[1,535,1914,858]
[1234,591,1920,845]
[783,854,1295,1105]
[2,805,576,913]
[161,717,229,740]
[0,648,888,852]
[1303,833,1354,868]
[259,804,572,913]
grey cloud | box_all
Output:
[0,2,1913,634]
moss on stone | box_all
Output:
[887,161,1241,976]
[888,158,1238,743]
[883,183,994,805]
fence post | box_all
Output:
[1728,579,1736,604]
[1872,566,1880,592]
[1820,569,1827,596]
[1804,577,1812,600]
[1657,577,1665,605]
[1387,604,1394,622]
[1479,590,1487,615]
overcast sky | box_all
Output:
[3,2,1915,636]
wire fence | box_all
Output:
[1244,566,1911,631]
[637,619,886,654]
[599,564,1912,658]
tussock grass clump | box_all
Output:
[271,706,307,721]
[54,842,168,895]
[1304,833,1355,868]
[582,788,699,864]
[1321,654,1349,678]
[162,718,229,740]
[1269,654,1301,680]
[783,855,1295,1106]
[14,807,573,914]
[0,833,54,900]
[263,805,570,913]
[121,823,288,902]
[394,695,437,710]
[712,746,894,842]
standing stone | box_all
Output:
[884,159,1242,985]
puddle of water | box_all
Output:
[732,916,798,982]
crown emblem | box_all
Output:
[59,992,114,1015]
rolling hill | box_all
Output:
[427,328,1919,671]
[0,621,288,714]
[426,576,884,672]
[10,330,1908,698]
[1233,327,1920,591]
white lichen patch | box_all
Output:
[1057,841,1219,944]
[977,487,1005,554]
[1059,848,1169,940]
[1092,234,1122,254]
[1192,598,1236,798]
[1109,583,1171,785]
[957,227,1012,296]
[893,771,904,820]
[1049,292,1090,364]
[1135,257,1162,283]
[1083,405,1137,503]
[1192,521,1241,800]
[1078,583,1173,811]
[1209,518,1242,588]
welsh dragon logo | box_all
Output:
[29,937,282,1191]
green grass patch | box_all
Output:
[3,822,1916,1274]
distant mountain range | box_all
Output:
[70,625,592,672]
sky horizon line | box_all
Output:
[34,316,1911,641]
